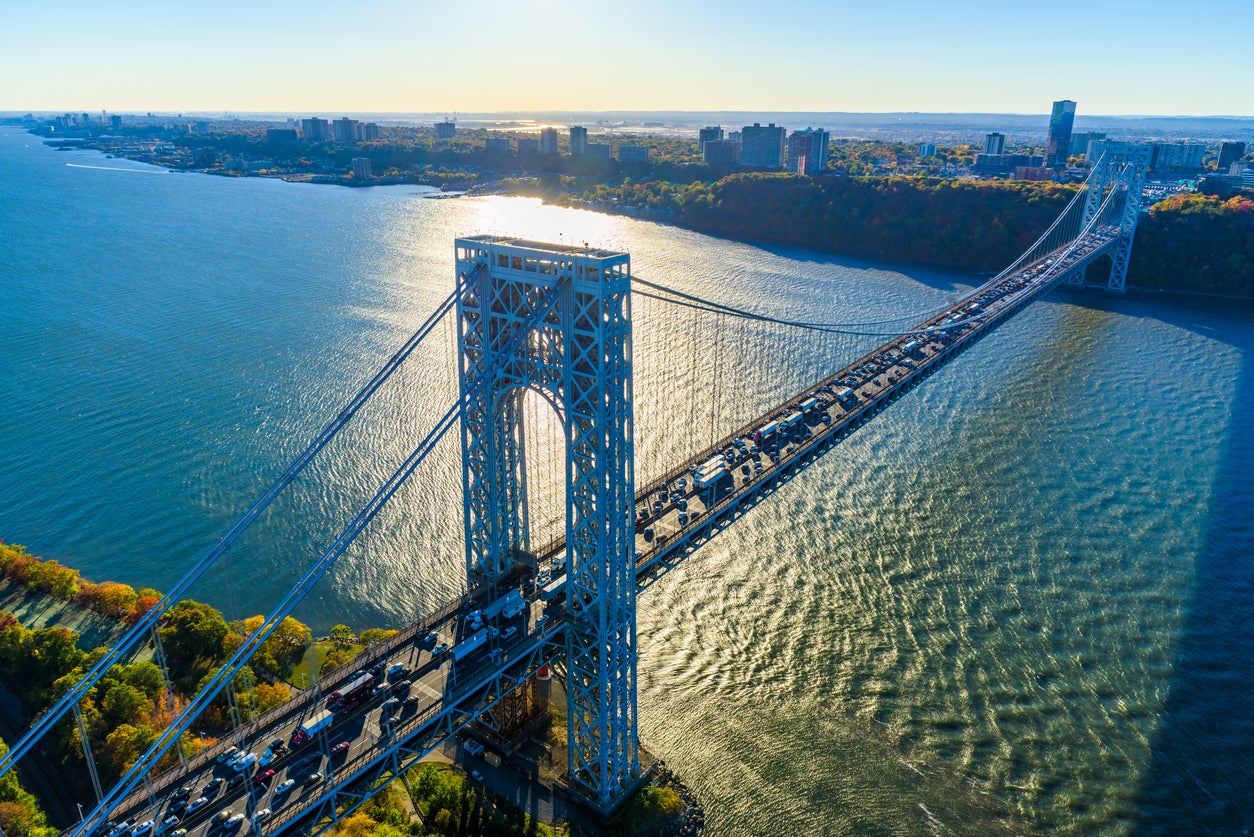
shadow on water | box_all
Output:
[1116,294,1254,834]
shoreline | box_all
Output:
[26,128,1252,301]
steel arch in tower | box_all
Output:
[1069,142,1151,293]
[454,236,639,809]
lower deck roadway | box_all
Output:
[70,231,1117,837]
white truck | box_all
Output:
[451,629,489,663]
[291,709,333,746]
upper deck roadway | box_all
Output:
[74,229,1116,837]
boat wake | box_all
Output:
[66,163,167,174]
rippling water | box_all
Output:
[1,128,1251,835]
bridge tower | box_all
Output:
[1067,141,1151,293]
[454,236,640,810]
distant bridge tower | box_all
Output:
[1067,142,1151,293]
[454,237,639,810]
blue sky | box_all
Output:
[2,0,1250,115]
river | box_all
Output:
[1,128,1251,835]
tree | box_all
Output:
[101,683,153,727]
[101,723,157,777]
[330,624,356,649]
[86,581,139,617]
[358,628,397,650]
[158,600,232,689]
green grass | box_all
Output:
[285,640,364,690]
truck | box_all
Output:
[782,411,804,430]
[326,671,375,711]
[695,465,729,490]
[482,588,526,621]
[291,710,332,747]
[540,575,567,602]
[834,387,858,407]
[798,397,819,414]
[696,454,725,475]
[451,630,489,663]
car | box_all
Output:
[233,752,259,772]
[500,626,517,641]
[216,746,238,764]
[391,678,411,693]
[200,778,222,796]
[371,683,388,697]
[402,693,419,708]
[386,662,405,678]
[269,737,286,753]
[168,799,187,815]
[470,770,484,782]
[433,643,448,656]
[169,831,186,837]
[305,771,323,785]
[225,774,245,789]
[160,815,180,830]
[172,785,192,801]
[254,768,275,786]
[419,631,438,646]
[252,809,271,823]
[185,797,209,814]
[225,813,246,830]
[369,663,385,678]
[210,811,233,826]
[108,822,132,837]
[275,779,297,795]
[331,740,350,755]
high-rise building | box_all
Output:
[585,143,613,160]
[332,118,361,142]
[785,127,830,174]
[361,123,380,141]
[435,120,456,139]
[1149,142,1206,173]
[617,144,650,162]
[300,117,331,142]
[984,133,1005,155]
[539,128,559,155]
[739,122,786,168]
[1067,131,1106,161]
[918,142,938,158]
[698,126,724,149]
[1217,141,1247,172]
[351,157,372,180]
[516,137,540,155]
[1046,100,1077,167]
[109,114,123,132]
[569,125,588,157]
[485,137,512,155]
[702,140,741,165]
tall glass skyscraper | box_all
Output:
[1046,100,1077,167]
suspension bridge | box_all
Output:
[1,144,1149,837]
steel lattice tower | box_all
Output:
[1069,142,1151,293]
[454,236,639,809]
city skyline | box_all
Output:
[2,0,1251,117]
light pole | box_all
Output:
[77,802,85,823]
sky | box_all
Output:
[2,0,1251,116]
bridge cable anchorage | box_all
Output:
[0,266,479,783]
[69,277,568,837]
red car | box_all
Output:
[331,741,350,756]
[253,769,275,786]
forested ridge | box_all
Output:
[515,173,1254,296]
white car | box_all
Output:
[225,813,246,830]
[185,797,208,814]
[131,821,154,837]
[252,809,271,823]
[275,779,296,795]
[232,753,258,773]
